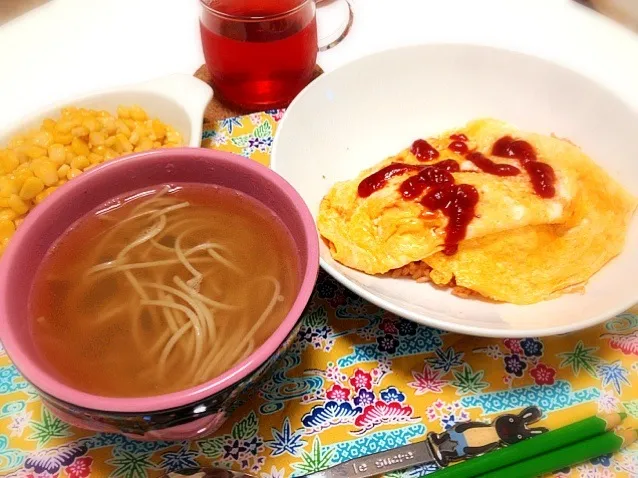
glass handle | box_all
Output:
[316,0,354,51]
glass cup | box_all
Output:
[200,0,351,110]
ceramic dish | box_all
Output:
[271,44,638,338]
[0,74,212,147]
[0,148,319,440]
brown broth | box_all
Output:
[29,184,300,397]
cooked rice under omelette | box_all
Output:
[317,118,637,305]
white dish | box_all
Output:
[0,74,212,147]
[271,44,638,338]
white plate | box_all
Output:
[271,44,638,337]
[0,74,212,148]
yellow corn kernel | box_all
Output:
[29,158,42,170]
[0,237,8,254]
[104,148,118,161]
[136,124,149,137]
[117,106,131,119]
[8,194,29,215]
[115,120,131,137]
[152,119,167,140]
[165,130,182,144]
[129,131,140,146]
[0,209,17,222]
[13,168,34,190]
[0,177,18,198]
[130,105,148,121]
[23,145,47,159]
[8,135,26,149]
[92,145,107,157]
[84,164,98,172]
[53,131,73,145]
[1,150,19,174]
[32,131,53,148]
[61,106,78,117]
[64,145,75,163]
[71,155,89,170]
[103,117,117,134]
[0,219,15,241]
[19,176,45,200]
[71,137,90,157]
[32,160,58,186]
[48,143,66,165]
[15,162,31,174]
[114,134,133,154]
[88,153,103,165]
[57,164,70,179]
[89,131,105,146]
[55,120,75,133]
[42,118,57,131]
[34,186,58,205]
[0,106,180,235]
[83,117,99,132]
[67,168,82,180]
[135,138,154,153]
[71,126,90,138]
[13,150,28,164]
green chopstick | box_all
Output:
[478,429,637,478]
[427,412,626,478]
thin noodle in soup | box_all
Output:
[29,184,300,397]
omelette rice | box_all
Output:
[317,119,637,305]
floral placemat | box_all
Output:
[1,111,637,478]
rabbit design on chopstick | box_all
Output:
[427,406,548,466]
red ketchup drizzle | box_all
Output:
[492,136,556,198]
[448,141,469,154]
[492,136,536,162]
[357,163,423,198]
[523,162,556,198]
[411,139,440,162]
[432,159,460,172]
[354,132,556,256]
[400,167,454,200]
[421,184,479,255]
[466,152,520,176]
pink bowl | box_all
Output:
[0,147,319,440]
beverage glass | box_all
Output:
[200,0,320,110]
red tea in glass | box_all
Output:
[200,0,318,109]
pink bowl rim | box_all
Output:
[0,147,320,413]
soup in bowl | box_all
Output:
[0,148,319,440]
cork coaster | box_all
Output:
[193,64,324,127]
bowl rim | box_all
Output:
[0,147,319,412]
[0,74,212,148]
[271,42,638,338]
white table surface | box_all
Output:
[0,0,637,133]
